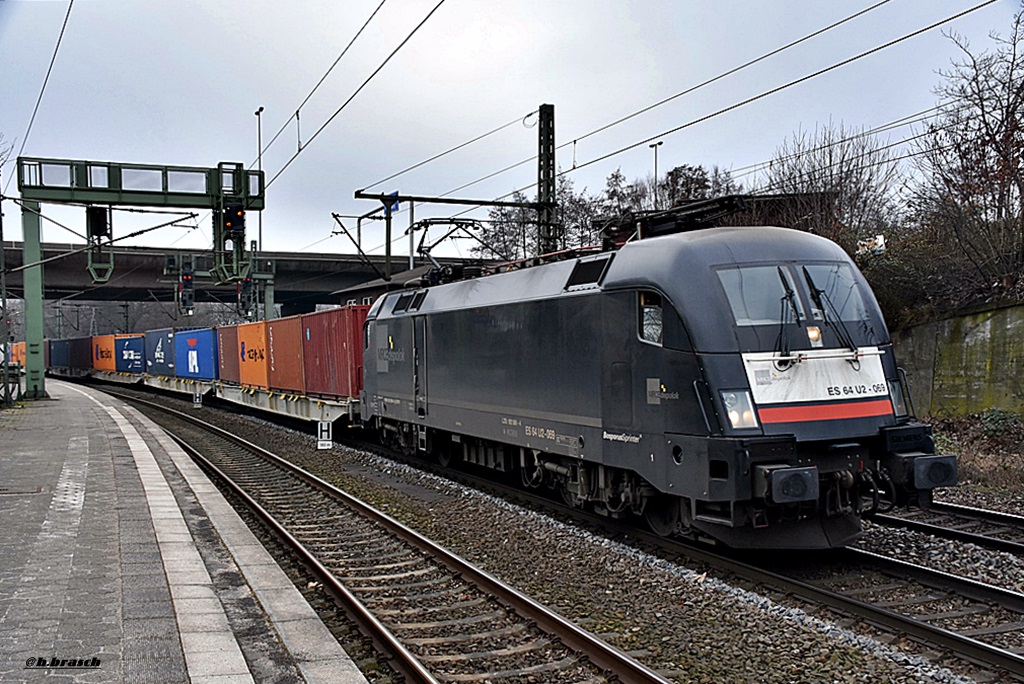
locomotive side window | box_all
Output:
[639,292,663,345]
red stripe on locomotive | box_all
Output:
[758,398,893,424]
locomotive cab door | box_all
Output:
[414,316,427,418]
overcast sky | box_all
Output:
[0,0,1017,261]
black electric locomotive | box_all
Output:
[361,225,956,549]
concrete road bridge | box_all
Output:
[3,241,479,315]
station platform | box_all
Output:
[0,379,368,683]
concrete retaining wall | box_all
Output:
[893,305,1024,417]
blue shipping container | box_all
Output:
[146,328,175,376]
[174,328,218,380]
[48,340,71,369]
[115,336,145,373]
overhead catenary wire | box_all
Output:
[359,111,538,192]
[377,0,899,214]
[2,0,75,193]
[254,0,390,169]
[266,0,450,190]
[728,104,951,182]
[564,1,998,178]
[565,0,897,152]
[1,195,88,241]
[432,0,998,228]
[752,140,958,198]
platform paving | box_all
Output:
[0,380,368,683]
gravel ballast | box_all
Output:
[136,393,1022,683]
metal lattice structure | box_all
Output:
[14,156,265,398]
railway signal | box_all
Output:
[85,205,114,283]
[224,203,246,236]
[237,276,256,320]
[178,263,195,316]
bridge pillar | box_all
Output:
[21,201,47,399]
[263,281,275,321]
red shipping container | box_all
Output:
[92,335,117,371]
[218,326,240,384]
[301,305,369,400]
[267,316,304,394]
[237,321,269,389]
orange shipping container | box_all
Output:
[12,341,26,366]
[267,316,304,394]
[91,335,117,371]
[237,321,269,389]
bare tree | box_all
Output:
[472,190,535,261]
[0,133,12,167]
[910,8,1024,300]
[558,175,600,250]
[661,164,740,207]
[472,173,603,260]
[599,168,649,214]
[757,121,903,253]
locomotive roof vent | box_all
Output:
[565,255,613,291]
[391,290,428,315]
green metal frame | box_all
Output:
[17,157,264,209]
[15,156,266,398]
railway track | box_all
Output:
[578,523,1024,681]
[341,444,1024,681]
[375,453,1024,680]
[872,501,1024,556]
[106,385,1024,681]
[775,547,1024,676]
[296,419,1024,681]
[115,391,670,684]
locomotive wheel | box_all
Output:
[377,423,393,449]
[644,496,680,537]
[560,481,578,508]
[437,441,458,468]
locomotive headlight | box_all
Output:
[888,380,908,417]
[720,390,758,429]
[806,325,823,347]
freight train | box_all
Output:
[45,223,957,549]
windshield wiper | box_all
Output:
[802,266,857,352]
[773,266,801,368]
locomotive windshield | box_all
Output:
[801,263,868,323]
[717,262,869,327]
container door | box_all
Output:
[414,316,427,418]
